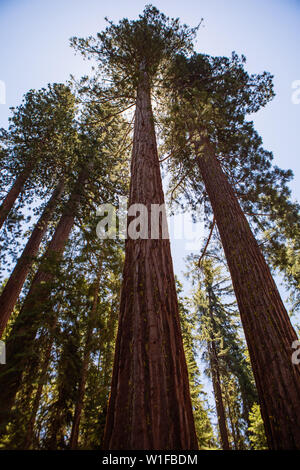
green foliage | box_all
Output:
[0,5,299,451]
[0,83,78,187]
[0,79,129,449]
[187,257,257,449]
[248,403,268,450]
[0,83,78,274]
[160,50,300,304]
[71,5,198,95]
[176,279,216,449]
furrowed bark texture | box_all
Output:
[0,168,89,434]
[0,163,33,229]
[103,74,198,450]
[196,137,300,449]
[0,180,65,336]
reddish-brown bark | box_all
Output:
[0,163,33,229]
[196,136,300,449]
[0,167,90,435]
[0,180,65,336]
[103,73,198,450]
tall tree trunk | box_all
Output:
[208,339,230,450]
[0,167,90,436]
[69,261,102,449]
[98,299,119,448]
[68,340,90,450]
[22,344,52,450]
[46,398,65,450]
[103,71,198,450]
[207,288,230,449]
[0,180,65,336]
[223,386,237,449]
[223,382,245,449]
[207,288,230,450]
[0,162,33,229]
[101,300,119,396]
[23,319,57,450]
[196,135,300,449]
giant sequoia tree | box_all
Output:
[0,99,127,438]
[0,179,65,335]
[162,52,300,449]
[72,6,199,449]
[0,84,76,230]
[0,5,299,451]
[190,257,258,449]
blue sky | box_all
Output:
[0,0,299,193]
[0,0,299,284]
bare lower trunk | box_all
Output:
[196,136,300,449]
[0,167,90,435]
[208,339,230,450]
[69,262,102,449]
[223,388,237,449]
[0,163,33,229]
[23,330,55,450]
[0,180,65,336]
[69,353,90,449]
[46,405,64,450]
[103,73,198,450]
[207,289,230,450]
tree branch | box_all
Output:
[198,217,216,267]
